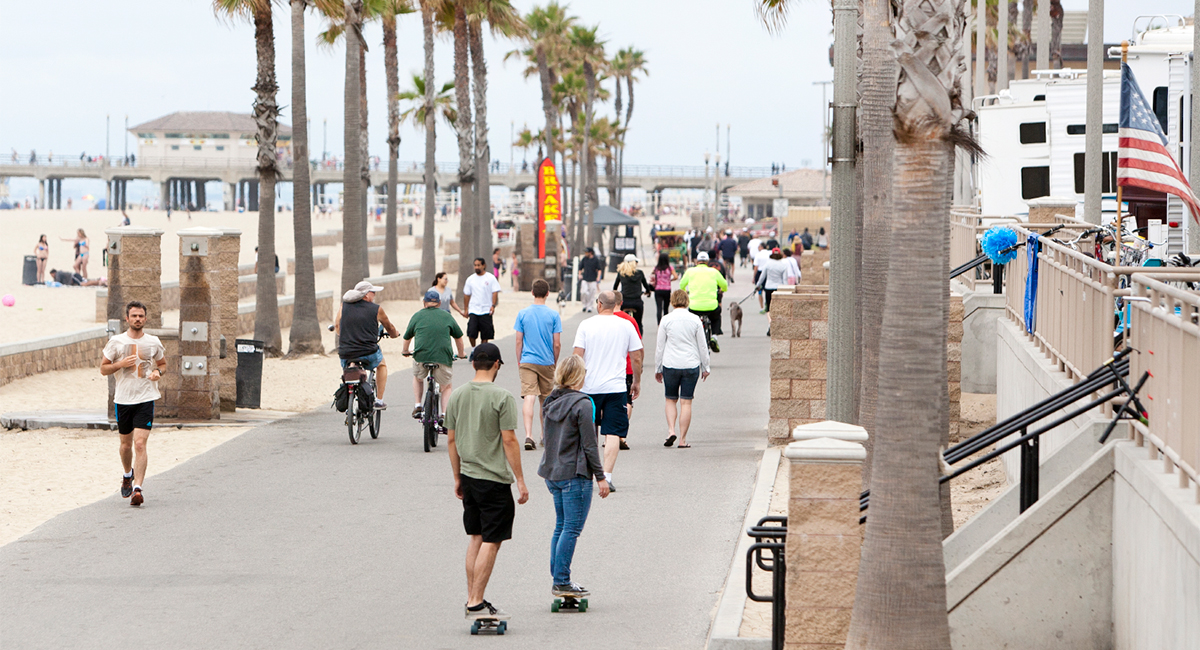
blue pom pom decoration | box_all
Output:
[980,226,1020,265]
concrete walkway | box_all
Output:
[1,296,772,649]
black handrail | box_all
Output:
[746,516,787,650]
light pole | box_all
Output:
[124,115,128,163]
[714,152,722,224]
[105,114,110,162]
[813,81,832,205]
[323,118,328,161]
[703,151,711,228]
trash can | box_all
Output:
[607,252,623,273]
[235,339,264,409]
[22,255,37,285]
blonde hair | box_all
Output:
[617,260,638,277]
[554,354,587,389]
[670,289,690,308]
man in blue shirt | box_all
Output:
[514,279,563,450]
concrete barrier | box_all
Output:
[286,254,330,276]
[442,254,459,273]
[444,237,461,256]
[368,246,385,265]
[99,272,285,321]
[364,271,422,302]
[311,229,342,247]
[238,271,287,300]
[237,290,335,337]
[0,327,109,388]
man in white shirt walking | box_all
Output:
[572,290,643,491]
[654,290,710,448]
[463,257,502,347]
[752,242,772,312]
[99,301,167,507]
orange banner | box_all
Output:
[537,157,561,258]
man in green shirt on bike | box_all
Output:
[402,290,466,420]
[679,252,729,352]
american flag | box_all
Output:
[1118,63,1200,223]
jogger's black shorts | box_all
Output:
[115,401,155,435]
[467,313,495,340]
[461,474,515,543]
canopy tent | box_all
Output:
[588,205,639,227]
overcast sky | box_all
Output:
[0,0,1194,175]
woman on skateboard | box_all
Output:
[538,355,609,599]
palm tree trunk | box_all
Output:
[359,44,371,278]
[252,1,282,357]
[288,0,323,356]
[856,0,897,488]
[452,0,476,296]
[383,11,400,276]
[1049,0,1063,68]
[621,77,634,211]
[605,150,616,206]
[613,77,623,209]
[536,49,556,166]
[582,61,596,248]
[468,20,493,263]
[420,1,438,287]
[341,0,366,295]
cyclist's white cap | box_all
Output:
[623,254,638,263]
[696,252,710,262]
[355,280,385,293]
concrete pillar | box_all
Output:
[783,421,867,648]
[768,290,831,444]
[214,228,242,412]
[105,227,165,413]
[57,179,63,209]
[312,182,318,207]
[225,181,236,212]
[197,182,206,211]
[248,180,259,212]
[176,227,224,420]
[160,181,170,211]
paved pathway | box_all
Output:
[1,296,771,650]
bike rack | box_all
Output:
[745,515,787,650]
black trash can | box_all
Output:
[22,255,37,285]
[235,339,264,409]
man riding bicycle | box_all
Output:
[679,252,728,352]
[336,280,401,410]
[402,289,466,420]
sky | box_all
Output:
[0,0,1195,204]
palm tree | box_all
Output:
[844,0,972,645]
[418,0,441,287]
[568,25,605,250]
[287,0,338,356]
[515,3,574,184]
[340,0,367,294]
[213,0,283,357]
[381,0,415,275]
[399,76,458,128]
[610,46,646,210]
[450,0,476,296]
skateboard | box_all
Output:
[470,618,508,635]
[551,596,588,613]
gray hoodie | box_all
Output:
[537,388,605,482]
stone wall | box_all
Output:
[98,272,285,321]
[148,328,180,419]
[797,248,829,287]
[311,229,342,247]
[0,327,108,388]
[442,254,459,273]
[372,223,412,238]
[768,290,830,445]
[237,290,334,336]
[286,254,330,276]
[444,237,461,256]
[238,271,287,300]
[368,246,385,265]
[365,271,422,303]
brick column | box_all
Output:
[146,328,180,418]
[784,421,867,649]
[768,290,830,445]
[105,228,164,329]
[215,229,242,412]
[176,228,223,420]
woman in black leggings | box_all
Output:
[650,252,677,323]
[613,254,653,334]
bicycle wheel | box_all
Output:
[422,382,437,453]
[368,378,381,439]
[347,386,361,445]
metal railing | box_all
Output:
[745,516,787,650]
[1128,273,1200,502]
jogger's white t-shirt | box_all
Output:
[103,332,165,405]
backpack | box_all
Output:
[333,384,350,412]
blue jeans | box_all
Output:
[546,476,594,585]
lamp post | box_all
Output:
[105,114,110,162]
[124,115,128,164]
[703,151,711,229]
[714,152,722,224]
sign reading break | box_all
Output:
[537,157,561,258]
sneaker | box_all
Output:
[130,487,143,507]
[606,480,616,493]
[412,406,423,420]
[121,474,133,498]
[759,308,767,314]
[619,439,630,450]
[466,600,509,621]
[709,338,721,353]
[552,583,590,597]
[374,399,387,410]
[524,437,536,450]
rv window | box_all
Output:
[1033,95,1046,101]
[1019,122,1047,144]
[1153,87,1169,132]
[1065,124,1118,135]
[1072,152,1118,194]
[1021,166,1050,200]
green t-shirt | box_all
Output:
[403,307,464,366]
[445,381,519,484]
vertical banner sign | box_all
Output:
[537,157,561,258]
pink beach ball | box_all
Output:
[1,295,14,307]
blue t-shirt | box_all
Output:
[514,304,562,366]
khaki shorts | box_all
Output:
[519,363,555,397]
[412,360,453,386]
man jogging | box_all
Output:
[717,230,738,282]
[514,279,562,450]
[463,257,502,347]
[572,290,643,491]
[577,247,604,312]
[445,343,528,623]
[679,252,729,352]
[336,280,401,410]
[100,301,166,507]
[402,289,466,421]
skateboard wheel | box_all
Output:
[551,599,561,612]
[579,599,588,613]
[470,622,479,635]
[498,622,507,634]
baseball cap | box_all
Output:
[470,342,504,364]
[423,289,441,303]
[355,280,384,294]
[586,246,595,253]
[771,247,781,254]
[696,252,710,262]
[623,254,638,263]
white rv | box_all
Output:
[973,15,1194,253]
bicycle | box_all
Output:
[403,352,460,452]
[341,359,380,445]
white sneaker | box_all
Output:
[374,399,387,410]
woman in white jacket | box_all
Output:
[755,248,794,335]
[654,290,711,448]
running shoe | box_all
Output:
[121,474,133,498]
[552,583,590,597]
[374,399,387,410]
[524,437,536,450]
[465,600,509,620]
[130,488,143,507]
[709,338,721,353]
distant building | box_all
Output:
[725,169,831,220]
[130,111,292,165]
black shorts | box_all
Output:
[467,313,495,340]
[114,401,154,435]
[461,474,515,543]
[590,391,630,438]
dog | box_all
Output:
[728,301,743,338]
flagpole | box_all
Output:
[1117,41,1129,256]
